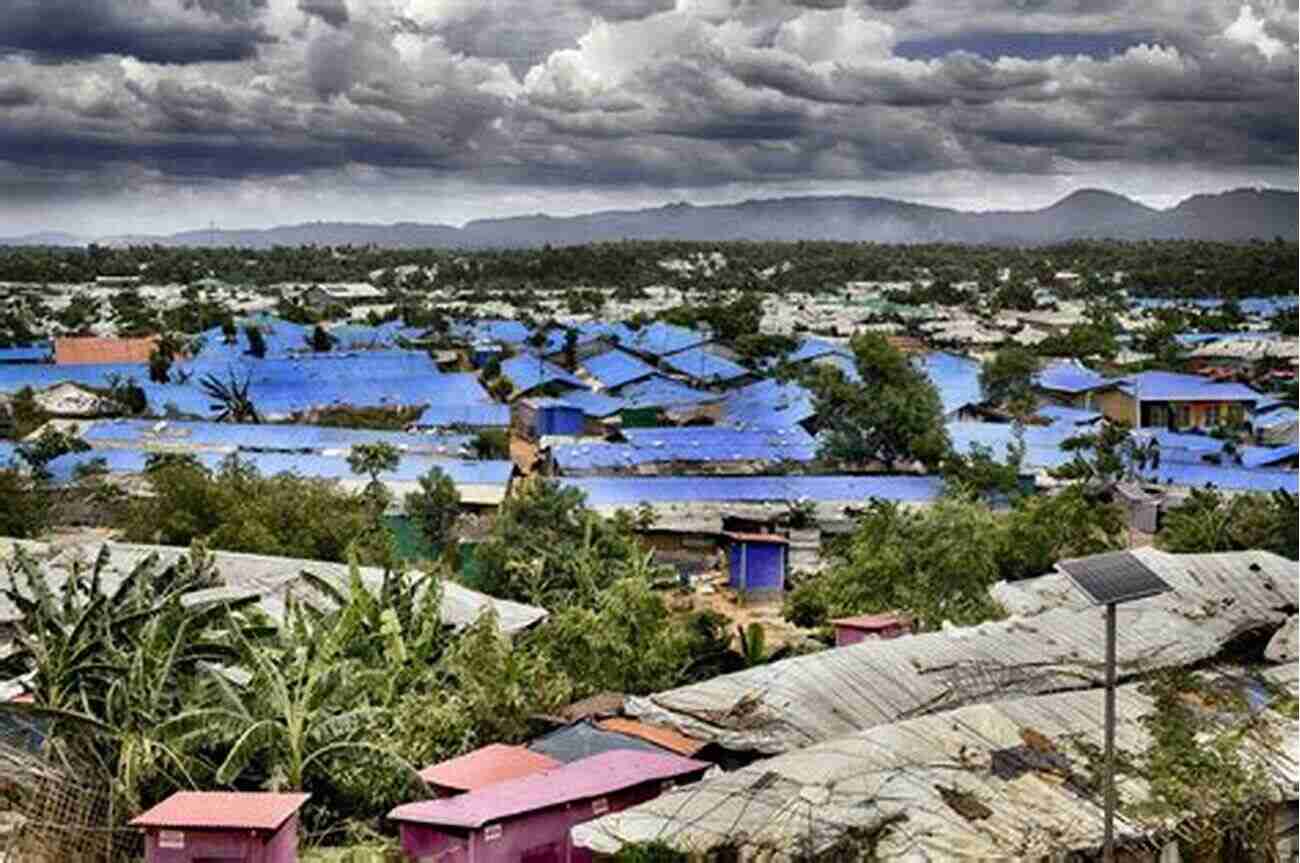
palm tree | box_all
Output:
[198,369,261,423]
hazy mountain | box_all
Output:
[0,231,85,247]
[4,188,1294,249]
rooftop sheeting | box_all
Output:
[0,345,50,363]
[784,337,852,365]
[0,539,547,634]
[499,355,584,395]
[580,349,656,390]
[945,421,1077,470]
[623,548,1297,754]
[559,475,942,507]
[448,318,531,345]
[1135,461,1299,493]
[1118,371,1260,402]
[718,378,815,430]
[1034,405,1102,427]
[1034,359,1108,394]
[551,427,818,473]
[614,375,720,409]
[557,389,625,418]
[659,346,750,384]
[81,419,474,457]
[54,336,158,366]
[620,322,709,358]
[918,351,982,416]
[574,669,1298,860]
[415,403,510,429]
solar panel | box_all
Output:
[1058,551,1172,606]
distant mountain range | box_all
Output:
[3,188,1295,249]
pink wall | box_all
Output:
[143,814,301,863]
[399,775,702,863]
[834,624,907,647]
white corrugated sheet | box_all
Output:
[624,549,1297,754]
[575,668,1299,860]
[0,539,546,634]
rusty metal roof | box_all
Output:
[418,744,560,791]
[389,751,709,829]
[130,792,310,832]
[54,336,159,366]
[595,718,707,756]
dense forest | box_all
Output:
[0,238,1295,299]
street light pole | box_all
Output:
[1103,601,1117,863]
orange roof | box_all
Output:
[418,744,561,792]
[54,336,159,366]
[596,718,706,756]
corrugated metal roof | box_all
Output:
[718,379,816,430]
[574,670,1298,860]
[418,744,560,791]
[0,539,547,634]
[559,475,942,507]
[528,721,678,764]
[1034,359,1108,394]
[595,718,707,756]
[581,349,657,390]
[388,751,710,828]
[623,548,1297,754]
[659,347,749,384]
[1119,371,1260,402]
[55,336,158,366]
[130,792,310,832]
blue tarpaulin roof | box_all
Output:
[581,349,657,390]
[1239,444,1299,469]
[785,338,852,365]
[558,389,625,418]
[416,403,510,428]
[557,474,943,506]
[919,351,983,416]
[718,378,815,430]
[1253,407,1298,429]
[1119,371,1260,402]
[621,322,708,358]
[552,426,818,472]
[0,345,51,363]
[83,420,474,456]
[659,347,749,384]
[1136,462,1299,493]
[1035,406,1102,427]
[1034,360,1108,394]
[499,355,584,395]
[614,376,720,409]
[448,319,531,345]
[946,421,1078,471]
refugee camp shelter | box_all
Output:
[831,613,912,646]
[513,398,586,440]
[726,532,788,595]
[131,791,310,863]
[419,745,561,798]
[388,750,709,863]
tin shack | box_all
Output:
[420,744,561,798]
[131,791,310,863]
[726,532,788,596]
[389,750,709,863]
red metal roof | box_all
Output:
[595,718,706,756]
[130,792,310,833]
[832,613,910,630]
[724,532,789,544]
[418,744,560,791]
[389,751,709,829]
[54,336,159,366]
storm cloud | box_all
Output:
[0,0,1294,234]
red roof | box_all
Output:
[54,336,159,365]
[130,792,310,833]
[418,744,560,791]
[389,751,708,829]
[724,532,788,544]
[832,613,910,630]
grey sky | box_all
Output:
[0,0,1295,235]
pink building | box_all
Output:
[389,750,710,863]
[832,612,913,646]
[130,791,310,863]
[420,744,562,797]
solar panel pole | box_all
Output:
[1103,600,1117,863]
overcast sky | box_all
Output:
[0,0,1295,236]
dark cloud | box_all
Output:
[578,0,676,21]
[895,30,1155,60]
[864,0,911,10]
[0,0,274,63]
[298,0,350,29]
[0,83,38,107]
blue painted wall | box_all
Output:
[727,541,786,592]
[536,404,586,437]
